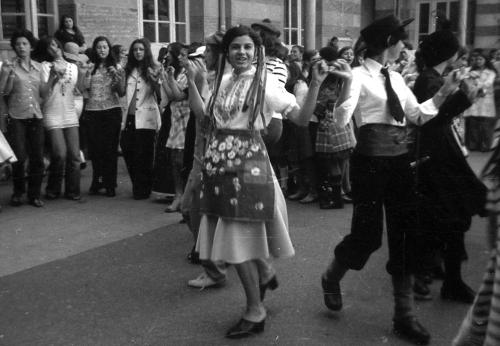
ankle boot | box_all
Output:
[392,275,431,345]
[321,259,348,311]
[278,166,289,196]
[319,177,343,209]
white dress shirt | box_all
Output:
[334,58,439,128]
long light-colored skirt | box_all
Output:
[196,176,295,264]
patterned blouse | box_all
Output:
[166,71,190,149]
[85,65,122,111]
[211,66,297,130]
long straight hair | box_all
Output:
[90,36,117,75]
[125,38,156,82]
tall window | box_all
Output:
[139,0,189,44]
[0,0,57,41]
[284,0,304,46]
[416,1,460,43]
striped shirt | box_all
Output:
[265,57,288,120]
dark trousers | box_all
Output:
[46,126,81,196]
[465,116,496,151]
[86,108,121,189]
[8,118,45,199]
[120,125,155,197]
[334,152,416,276]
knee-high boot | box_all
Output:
[392,274,431,345]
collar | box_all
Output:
[14,57,41,72]
[231,65,256,80]
[363,58,384,78]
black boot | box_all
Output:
[441,241,475,304]
[321,259,348,311]
[318,176,343,209]
[392,275,431,345]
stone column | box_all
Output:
[219,0,226,31]
[458,0,468,46]
[304,0,316,50]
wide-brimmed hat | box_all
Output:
[361,15,414,45]
[205,30,225,46]
[63,42,88,63]
[419,29,460,67]
[188,46,206,58]
[251,19,281,37]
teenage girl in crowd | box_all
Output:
[83,36,125,197]
[464,49,498,152]
[121,38,161,200]
[314,46,356,209]
[158,42,190,212]
[37,36,83,201]
[182,31,229,288]
[54,15,87,53]
[0,29,46,207]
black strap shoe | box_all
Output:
[259,275,278,301]
[321,274,342,311]
[393,317,430,345]
[225,318,265,339]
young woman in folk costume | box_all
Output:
[193,25,329,338]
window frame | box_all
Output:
[137,0,190,45]
[283,0,303,47]
[0,0,58,43]
[414,0,460,43]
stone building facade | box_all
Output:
[0,0,498,59]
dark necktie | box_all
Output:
[380,67,405,123]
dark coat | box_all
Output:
[413,68,487,232]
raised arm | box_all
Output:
[185,59,208,120]
[286,60,330,126]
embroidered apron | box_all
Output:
[200,128,275,222]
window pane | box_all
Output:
[291,29,297,45]
[159,22,171,43]
[436,2,447,17]
[37,0,49,13]
[37,16,49,37]
[175,24,186,42]
[144,21,156,42]
[143,0,155,20]
[1,15,25,39]
[1,0,25,13]
[419,3,430,34]
[284,0,289,27]
[36,15,55,37]
[283,28,290,45]
[449,1,459,32]
[175,0,186,22]
[291,0,297,27]
[158,0,169,21]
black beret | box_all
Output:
[361,15,413,46]
[319,46,338,62]
[419,29,460,67]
